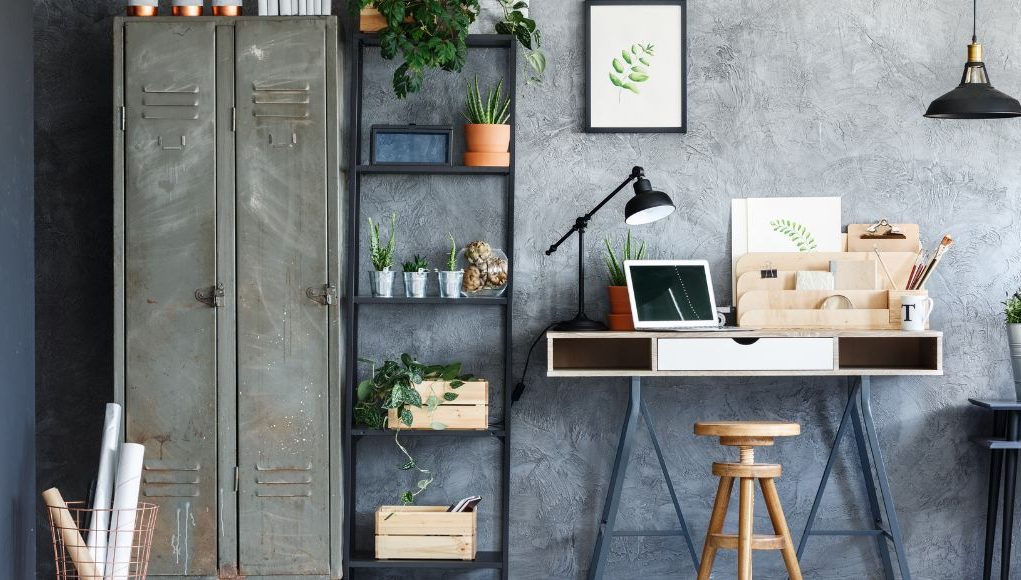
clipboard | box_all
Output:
[847,220,921,253]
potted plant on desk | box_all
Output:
[463,76,511,167]
[368,213,397,298]
[1005,290,1021,400]
[604,231,646,331]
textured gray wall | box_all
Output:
[1,0,36,578]
[34,0,1021,578]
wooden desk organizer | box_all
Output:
[387,379,489,430]
[735,252,927,330]
[375,506,477,560]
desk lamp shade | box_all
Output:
[924,0,1021,119]
[625,178,675,225]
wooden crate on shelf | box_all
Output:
[375,506,477,560]
[387,379,489,430]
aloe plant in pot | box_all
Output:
[463,75,512,167]
[604,231,647,331]
[1005,291,1021,399]
[437,233,463,299]
[368,213,397,297]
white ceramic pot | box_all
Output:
[1009,324,1021,400]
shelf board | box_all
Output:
[353,296,507,305]
[356,32,514,48]
[352,428,505,438]
[349,550,504,569]
[356,164,510,176]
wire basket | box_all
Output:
[46,501,158,579]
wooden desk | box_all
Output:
[547,330,943,580]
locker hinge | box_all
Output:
[305,283,337,306]
[231,107,236,132]
[234,466,239,492]
[194,283,225,308]
[119,106,125,131]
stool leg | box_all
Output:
[739,477,754,580]
[698,476,733,580]
[761,478,802,580]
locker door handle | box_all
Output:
[306,284,336,306]
[158,135,187,150]
[270,132,297,148]
[195,283,225,308]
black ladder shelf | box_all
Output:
[342,28,516,579]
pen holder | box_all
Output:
[375,506,477,560]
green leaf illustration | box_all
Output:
[612,58,624,73]
[608,41,655,97]
[622,82,640,94]
[621,50,632,64]
[609,72,623,87]
[629,72,649,82]
[769,219,818,252]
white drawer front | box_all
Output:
[656,337,834,371]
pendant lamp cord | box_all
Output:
[973,0,977,43]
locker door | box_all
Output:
[122,21,219,577]
[234,19,331,575]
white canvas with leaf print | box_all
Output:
[589,5,684,128]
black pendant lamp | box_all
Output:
[925,0,1021,119]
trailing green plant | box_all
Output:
[496,0,546,83]
[769,219,818,252]
[350,0,481,98]
[368,213,397,271]
[1005,291,1021,324]
[604,230,647,287]
[464,75,511,125]
[609,43,655,98]
[355,354,473,505]
[445,233,459,271]
[402,254,429,273]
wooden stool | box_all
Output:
[694,421,802,580]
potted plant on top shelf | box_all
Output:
[403,255,430,298]
[1005,290,1021,400]
[368,213,397,298]
[438,233,463,299]
[604,231,647,331]
[463,75,511,167]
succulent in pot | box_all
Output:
[368,213,397,298]
[1005,290,1021,400]
[438,233,464,299]
[604,230,647,331]
[403,255,430,298]
[463,76,512,167]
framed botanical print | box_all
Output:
[585,0,688,133]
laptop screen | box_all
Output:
[627,262,716,324]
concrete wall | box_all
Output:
[1,0,36,577]
[35,0,1021,577]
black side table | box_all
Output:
[969,399,1021,580]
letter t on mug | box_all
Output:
[900,294,934,331]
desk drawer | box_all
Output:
[656,338,834,371]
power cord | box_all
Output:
[511,323,556,403]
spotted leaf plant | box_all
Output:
[609,43,655,100]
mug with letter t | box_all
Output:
[900,294,934,331]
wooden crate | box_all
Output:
[387,379,488,430]
[738,289,928,330]
[375,506,477,560]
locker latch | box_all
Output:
[194,283,225,308]
[305,283,337,306]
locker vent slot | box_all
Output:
[142,85,201,120]
[142,461,201,497]
[253,463,313,498]
[252,81,310,120]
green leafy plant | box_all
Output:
[604,230,647,286]
[496,0,546,84]
[464,76,511,124]
[402,254,429,273]
[445,233,459,271]
[769,219,818,252]
[368,213,397,271]
[609,43,655,98]
[350,0,482,98]
[1005,291,1021,323]
[355,355,473,505]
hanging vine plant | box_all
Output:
[351,0,482,98]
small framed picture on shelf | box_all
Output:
[370,125,454,165]
[585,0,687,133]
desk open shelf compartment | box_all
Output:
[549,336,654,373]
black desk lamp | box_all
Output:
[545,166,675,331]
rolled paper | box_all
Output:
[87,403,122,577]
[104,443,145,580]
[42,488,100,579]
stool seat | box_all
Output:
[695,421,801,438]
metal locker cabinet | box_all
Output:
[234,19,333,576]
[118,21,220,577]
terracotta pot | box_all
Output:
[360,6,387,32]
[464,124,511,166]
[607,286,634,331]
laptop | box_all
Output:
[623,259,747,331]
